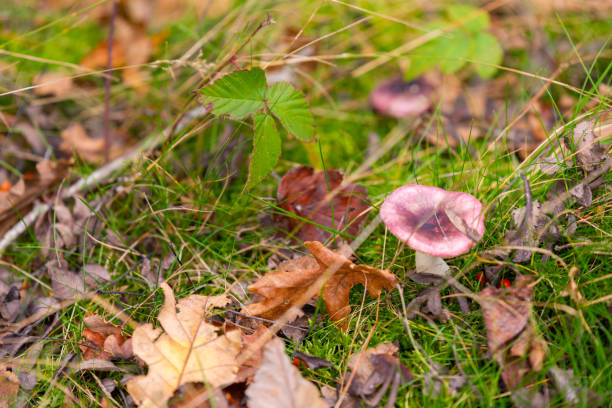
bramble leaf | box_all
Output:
[470,32,503,78]
[446,4,489,33]
[405,28,470,79]
[267,82,314,141]
[199,68,267,119]
[246,113,281,190]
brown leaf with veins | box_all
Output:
[274,166,369,245]
[80,314,133,361]
[478,275,547,390]
[126,283,240,408]
[242,241,396,329]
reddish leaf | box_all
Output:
[274,166,369,245]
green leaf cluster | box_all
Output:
[404,4,503,80]
[199,68,314,189]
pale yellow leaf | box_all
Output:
[126,283,240,408]
[245,337,328,408]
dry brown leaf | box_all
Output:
[235,326,269,384]
[242,241,397,329]
[0,159,71,237]
[60,123,107,164]
[0,367,19,408]
[274,166,369,245]
[35,195,94,257]
[33,72,74,97]
[80,314,133,361]
[154,0,230,24]
[478,275,546,390]
[245,337,328,408]
[49,262,111,300]
[126,283,240,408]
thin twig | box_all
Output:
[104,0,118,163]
[518,172,532,237]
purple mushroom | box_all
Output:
[380,185,485,277]
[369,76,434,119]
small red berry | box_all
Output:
[476,272,487,285]
[292,357,308,368]
[499,278,511,288]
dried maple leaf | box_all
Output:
[80,314,133,361]
[274,166,369,245]
[126,283,240,408]
[478,275,546,390]
[242,241,397,329]
[245,337,328,408]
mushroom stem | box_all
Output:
[415,251,450,278]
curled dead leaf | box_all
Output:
[242,241,397,329]
[80,314,133,361]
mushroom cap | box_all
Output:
[369,77,433,118]
[380,184,485,258]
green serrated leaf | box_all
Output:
[446,4,489,33]
[439,29,470,73]
[246,114,281,190]
[470,32,503,79]
[267,82,314,142]
[405,29,470,79]
[199,68,267,119]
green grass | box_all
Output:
[1,0,611,407]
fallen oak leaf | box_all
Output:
[245,337,328,408]
[126,283,240,408]
[242,241,397,329]
[477,275,546,390]
[274,166,369,245]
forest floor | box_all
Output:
[0,1,610,407]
